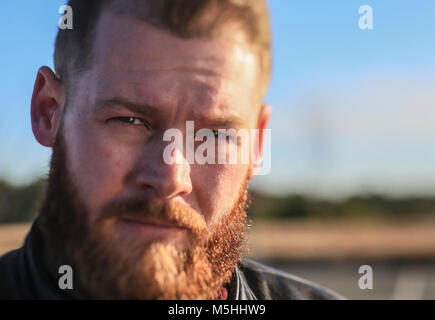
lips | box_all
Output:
[118,216,183,230]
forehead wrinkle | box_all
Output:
[95,14,228,68]
[93,12,252,79]
[137,67,220,77]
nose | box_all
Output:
[133,145,193,200]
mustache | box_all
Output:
[99,196,208,237]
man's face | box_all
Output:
[63,12,260,245]
[38,11,265,299]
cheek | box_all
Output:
[191,163,249,227]
[64,120,134,217]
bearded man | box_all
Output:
[0,0,342,300]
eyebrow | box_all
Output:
[195,114,247,129]
[95,96,247,128]
[94,97,157,116]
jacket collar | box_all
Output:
[227,265,257,300]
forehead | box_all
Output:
[85,11,260,123]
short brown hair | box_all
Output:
[54,0,272,98]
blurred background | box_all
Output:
[1,0,435,299]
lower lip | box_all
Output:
[117,219,185,239]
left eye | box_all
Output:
[115,117,144,125]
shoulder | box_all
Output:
[238,259,345,300]
[0,248,26,299]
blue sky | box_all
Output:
[1,1,435,197]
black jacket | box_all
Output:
[0,218,343,300]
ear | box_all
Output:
[30,66,64,147]
[249,103,272,180]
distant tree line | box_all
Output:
[0,179,46,223]
[247,192,435,221]
[1,179,435,223]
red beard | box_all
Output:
[38,129,250,299]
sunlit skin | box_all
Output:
[31,11,271,249]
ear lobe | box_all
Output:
[249,103,272,180]
[31,66,64,147]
